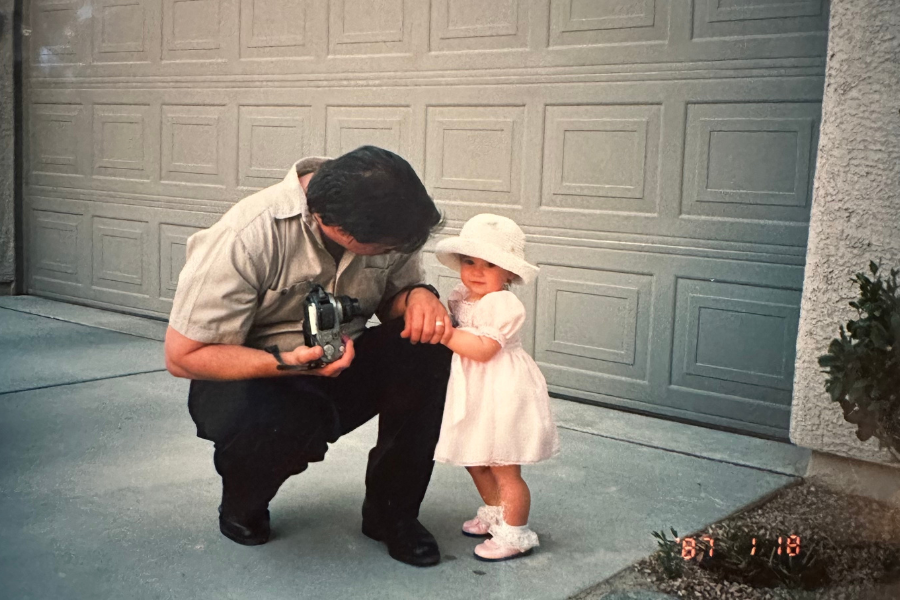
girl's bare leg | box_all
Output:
[490,465,530,526]
[466,466,500,506]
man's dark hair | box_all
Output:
[306,146,442,253]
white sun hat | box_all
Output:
[435,213,539,285]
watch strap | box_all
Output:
[403,283,440,304]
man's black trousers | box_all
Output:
[188,318,452,525]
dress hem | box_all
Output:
[434,449,560,467]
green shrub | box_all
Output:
[818,262,900,458]
[651,528,684,579]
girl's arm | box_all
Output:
[443,326,502,362]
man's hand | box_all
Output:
[278,343,325,368]
[400,288,452,344]
[301,336,356,377]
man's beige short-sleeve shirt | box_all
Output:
[168,157,425,351]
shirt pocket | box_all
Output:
[257,279,315,324]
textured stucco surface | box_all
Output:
[0,0,14,285]
[790,0,900,465]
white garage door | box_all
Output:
[23,0,828,438]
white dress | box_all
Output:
[434,284,560,466]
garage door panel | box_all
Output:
[692,0,828,39]
[161,0,237,62]
[159,224,202,301]
[31,0,87,66]
[160,104,232,187]
[92,103,154,182]
[425,105,526,206]
[429,0,530,52]
[671,278,800,399]
[328,0,415,57]
[30,205,85,289]
[549,0,671,47]
[240,0,320,59]
[91,216,153,297]
[31,103,88,179]
[91,0,156,65]
[681,102,821,223]
[238,106,313,189]
[325,106,413,162]
[535,265,653,382]
[541,104,661,214]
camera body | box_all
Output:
[302,284,363,365]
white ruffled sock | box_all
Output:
[488,519,540,551]
[476,504,503,526]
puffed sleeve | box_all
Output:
[469,291,525,348]
[168,223,266,345]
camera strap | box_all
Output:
[264,344,311,371]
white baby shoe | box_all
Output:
[474,521,539,562]
[461,505,502,537]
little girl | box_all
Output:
[433,213,560,562]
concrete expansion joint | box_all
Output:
[557,424,803,479]
[0,369,168,398]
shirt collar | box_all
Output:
[271,156,331,222]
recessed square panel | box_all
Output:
[163,0,225,60]
[542,104,660,213]
[326,107,412,158]
[329,0,410,55]
[162,105,227,185]
[92,217,150,294]
[32,210,81,284]
[425,106,524,205]
[93,105,152,180]
[238,106,312,188]
[682,103,820,222]
[92,0,149,62]
[33,4,79,64]
[565,0,654,30]
[32,104,83,176]
[550,0,669,47]
[241,0,312,58]
[553,288,638,363]
[707,129,799,195]
[535,265,652,382]
[160,224,201,299]
[672,278,801,397]
[430,0,528,51]
[693,0,827,39]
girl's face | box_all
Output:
[459,255,514,300]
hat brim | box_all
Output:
[434,237,539,285]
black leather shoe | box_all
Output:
[362,511,440,567]
[218,506,270,546]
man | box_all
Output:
[164,146,453,567]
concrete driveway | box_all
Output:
[0,297,809,600]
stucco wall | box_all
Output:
[791,0,900,464]
[0,0,14,289]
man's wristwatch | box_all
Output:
[403,283,440,305]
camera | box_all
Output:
[302,284,363,365]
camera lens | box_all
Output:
[336,296,363,324]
